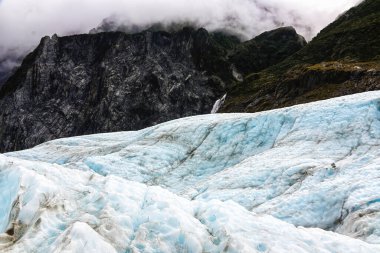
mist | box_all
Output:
[0,0,361,82]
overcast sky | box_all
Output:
[0,0,361,70]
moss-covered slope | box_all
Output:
[222,0,380,113]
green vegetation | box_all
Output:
[190,26,306,88]
[229,27,306,75]
[222,0,380,113]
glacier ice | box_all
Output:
[2,91,380,252]
[0,155,380,252]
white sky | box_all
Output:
[0,0,362,62]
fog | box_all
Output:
[0,0,361,79]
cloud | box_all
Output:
[0,0,361,78]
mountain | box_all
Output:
[0,61,18,89]
[0,26,305,153]
[0,71,8,88]
[222,0,380,112]
[2,91,380,252]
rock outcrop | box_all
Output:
[0,27,306,152]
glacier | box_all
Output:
[1,91,380,252]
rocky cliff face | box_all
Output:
[0,63,15,89]
[0,73,7,88]
[0,27,306,152]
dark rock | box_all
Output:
[0,27,306,152]
[229,27,306,75]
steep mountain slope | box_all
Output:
[0,69,10,88]
[222,0,380,113]
[7,91,380,244]
[0,27,305,153]
[229,26,306,76]
[2,91,380,252]
[0,65,14,89]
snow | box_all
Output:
[2,91,380,251]
[211,93,227,113]
[0,155,379,252]
[51,222,117,253]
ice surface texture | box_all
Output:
[2,91,380,252]
[1,155,380,252]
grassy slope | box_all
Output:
[222,0,380,112]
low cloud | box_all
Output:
[0,0,361,78]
